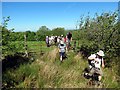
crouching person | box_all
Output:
[88,50,105,82]
[58,41,66,62]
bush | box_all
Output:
[80,42,99,58]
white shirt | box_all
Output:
[58,44,66,52]
[88,54,103,69]
[94,58,103,69]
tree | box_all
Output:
[76,11,119,69]
[26,31,36,41]
[36,26,51,41]
[2,16,24,57]
[52,27,65,36]
[2,16,12,56]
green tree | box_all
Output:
[2,16,12,56]
[52,27,65,36]
[2,16,24,57]
[76,11,119,68]
[36,26,51,41]
[26,31,36,41]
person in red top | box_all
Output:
[64,36,66,43]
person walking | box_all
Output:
[66,32,72,51]
[46,36,49,47]
[58,41,66,62]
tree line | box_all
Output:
[1,25,70,41]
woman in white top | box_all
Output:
[58,41,66,62]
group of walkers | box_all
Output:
[45,32,105,86]
[45,32,72,47]
[45,32,73,62]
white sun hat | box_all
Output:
[60,41,64,44]
[97,50,105,56]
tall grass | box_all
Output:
[2,42,120,88]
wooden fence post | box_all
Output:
[24,34,28,57]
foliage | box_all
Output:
[2,17,14,56]
[80,42,99,58]
[26,31,36,41]
[36,26,51,41]
[51,27,65,36]
[75,11,120,78]
[9,32,24,41]
[2,17,24,57]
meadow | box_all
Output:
[2,41,120,89]
[2,11,120,89]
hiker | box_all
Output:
[65,35,68,52]
[46,36,49,47]
[50,36,55,45]
[59,35,64,43]
[58,41,66,62]
[66,32,72,51]
[87,50,105,82]
[54,36,58,45]
[64,36,67,43]
[49,36,54,46]
[57,36,60,44]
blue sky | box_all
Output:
[2,2,118,32]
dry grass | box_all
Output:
[42,48,59,62]
[34,49,89,88]
[10,48,119,88]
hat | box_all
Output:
[61,35,63,37]
[60,41,64,44]
[97,50,105,56]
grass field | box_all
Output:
[2,41,120,88]
[12,41,55,53]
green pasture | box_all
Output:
[11,41,55,53]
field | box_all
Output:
[2,3,120,89]
[2,41,120,88]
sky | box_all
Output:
[2,2,118,32]
[1,0,119,2]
